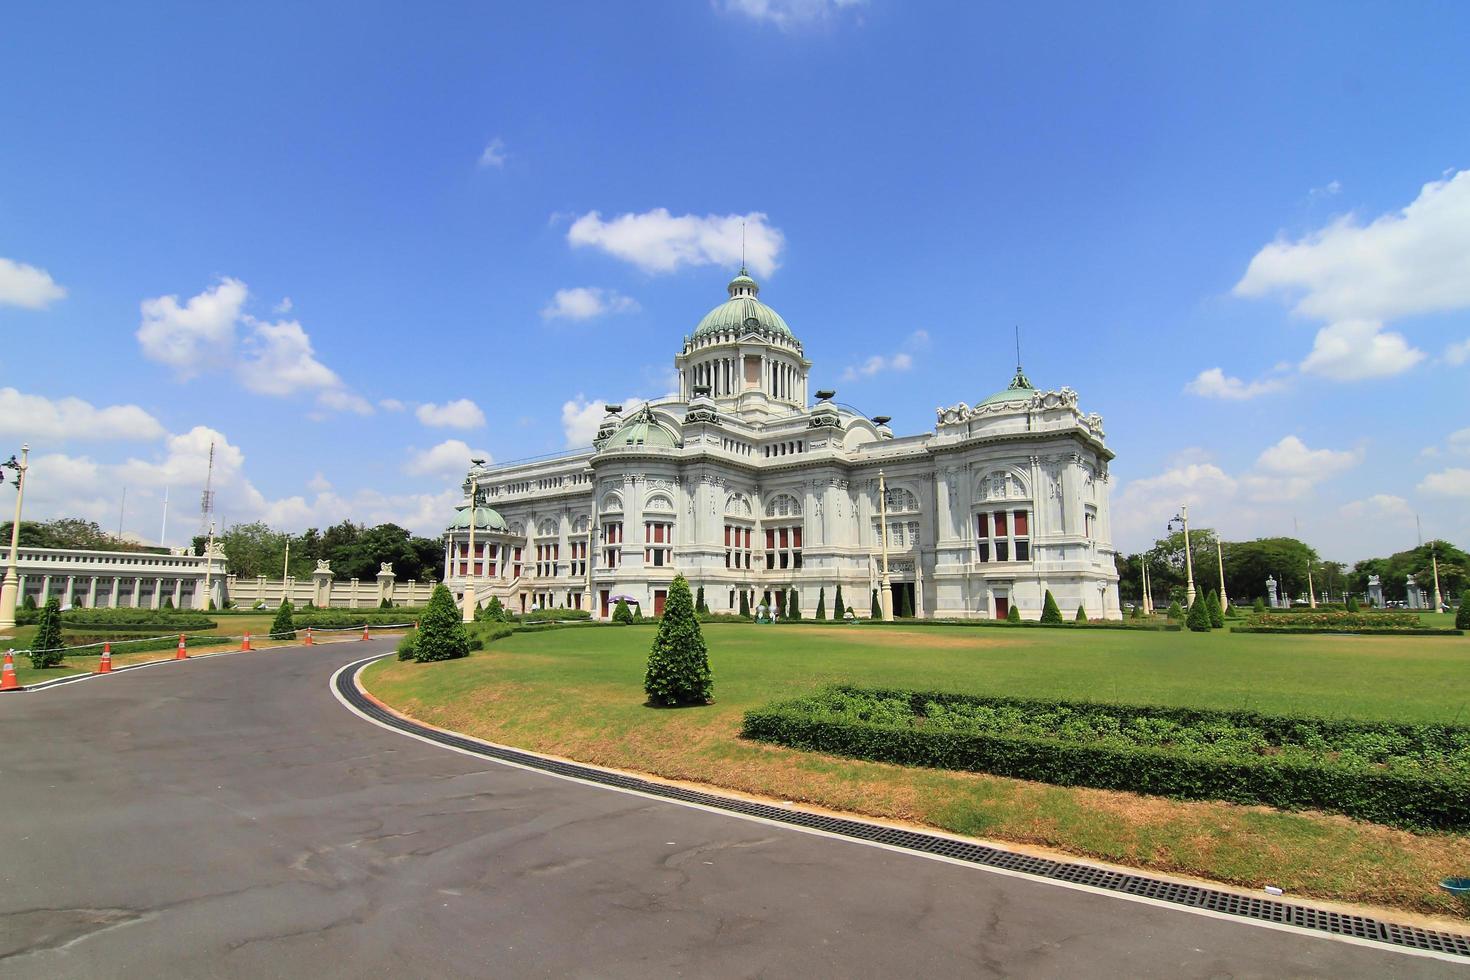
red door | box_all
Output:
[600,590,610,618]
[994,596,1009,620]
[653,590,667,617]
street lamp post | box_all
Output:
[1431,547,1444,612]
[582,509,597,617]
[462,461,485,624]
[282,533,291,602]
[1169,505,1196,607]
[201,521,216,611]
[1214,540,1229,613]
[878,470,893,621]
[0,444,30,630]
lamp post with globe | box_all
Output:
[0,445,30,630]
[462,459,487,623]
[1168,505,1197,608]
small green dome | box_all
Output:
[979,366,1037,407]
[604,405,680,449]
[449,505,507,531]
[692,271,794,339]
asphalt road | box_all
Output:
[1,640,1461,979]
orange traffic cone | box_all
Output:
[97,642,112,673]
[304,627,313,647]
[241,632,252,652]
[175,634,189,660]
[361,624,370,641]
[1,650,21,691]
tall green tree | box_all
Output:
[29,596,65,668]
[414,584,469,662]
[644,574,712,706]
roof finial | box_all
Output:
[1008,325,1033,391]
[1015,324,1022,374]
[740,220,747,276]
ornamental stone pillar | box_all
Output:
[312,560,334,608]
[376,563,396,606]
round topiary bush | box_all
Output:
[1167,600,1184,620]
[1457,598,1470,630]
[1006,603,1021,623]
[413,584,470,662]
[644,574,712,707]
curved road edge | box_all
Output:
[333,653,1470,967]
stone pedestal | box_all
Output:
[1367,574,1383,608]
[1266,576,1279,609]
[312,560,334,608]
[1405,575,1422,610]
[376,563,396,607]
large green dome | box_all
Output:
[692,270,793,339]
[604,405,680,449]
[978,366,1037,407]
[448,505,507,531]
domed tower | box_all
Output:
[675,270,811,421]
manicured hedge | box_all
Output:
[862,618,1183,633]
[516,608,593,624]
[59,610,216,630]
[1247,611,1420,628]
[57,634,233,657]
[294,611,422,629]
[1231,626,1463,637]
[741,686,1470,831]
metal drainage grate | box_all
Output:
[337,656,1470,961]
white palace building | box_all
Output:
[443,270,1119,621]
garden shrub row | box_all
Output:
[1230,625,1462,637]
[862,618,1183,632]
[293,610,422,629]
[741,686,1470,830]
[55,634,233,656]
[515,608,593,624]
[53,609,217,630]
[1246,611,1420,628]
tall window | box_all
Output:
[976,509,1030,563]
[645,521,673,567]
[765,525,802,570]
[512,545,523,578]
[569,540,587,576]
[534,543,559,578]
[874,486,921,551]
[602,522,622,569]
[724,524,752,569]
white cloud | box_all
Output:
[378,398,406,412]
[405,439,493,476]
[561,395,646,447]
[415,398,487,429]
[274,296,293,314]
[0,257,66,309]
[1419,468,1470,498]
[841,330,926,381]
[1253,435,1362,479]
[1184,367,1286,400]
[136,278,369,413]
[137,277,247,377]
[307,472,333,493]
[1234,170,1470,383]
[1449,427,1470,455]
[720,0,866,28]
[1339,494,1412,521]
[1298,320,1425,381]
[479,138,507,168]
[1445,338,1470,366]
[1309,180,1342,199]
[566,209,784,277]
[0,387,164,442]
[540,287,641,320]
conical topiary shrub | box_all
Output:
[270,599,296,640]
[870,589,882,619]
[1041,590,1063,624]
[486,595,506,623]
[1345,594,1360,612]
[815,588,827,620]
[1186,596,1211,632]
[1075,605,1088,622]
[900,588,914,618]
[644,574,712,707]
[739,590,750,617]
[633,606,644,622]
[1167,600,1184,620]
[1206,589,1224,628]
[29,596,65,668]
[788,589,802,620]
[415,583,470,662]
[613,598,633,624]
[834,584,845,621]
[696,585,708,615]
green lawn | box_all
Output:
[364,622,1470,919]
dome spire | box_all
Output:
[1008,325,1033,390]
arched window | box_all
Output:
[765,493,802,518]
[601,492,623,513]
[644,492,675,513]
[725,492,753,519]
[973,470,1033,565]
[884,487,919,512]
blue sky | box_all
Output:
[3,0,1468,560]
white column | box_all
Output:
[173,578,183,607]
[63,575,75,607]
[109,578,120,608]
[87,577,97,607]
[150,578,161,609]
